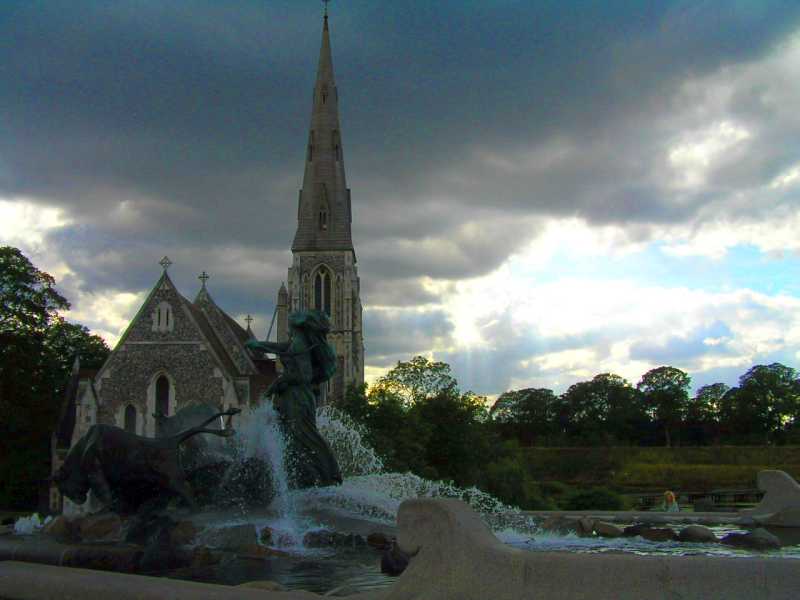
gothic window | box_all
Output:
[321,85,328,104]
[314,269,332,317]
[156,376,170,416]
[152,301,174,333]
[124,405,137,434]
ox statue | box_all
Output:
[53,408,241,515]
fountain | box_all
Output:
[3,311,800,596]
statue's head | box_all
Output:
[288,310,331,335]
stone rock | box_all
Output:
[236,544,291,559]
[623,524,648,537]
[303,529,366,548]
[169,521,197,546]
[640,527,678,542]
[593,521,623,538]
[678,525,718,544]
[367,531,392,549]
[540,516,576,535]
[238,580,287,591]
[77,513,122,542]
[258,526,273,545]
[623,524,677,542]
[191,545,219,568]
[381,541,411,576]
[721,528,781,551]
[199,523,257,550]
[42,516,76,541]
[576,517,595,537]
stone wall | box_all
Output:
[97,344,225,427]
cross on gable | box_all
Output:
[323,0,330,17]
[198,271,210,288]
[245,314,254,328]
[159,256,172,271]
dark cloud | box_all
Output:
[2,1,800,390]
[363,308,455,366]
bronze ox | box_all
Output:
[52,408,240,514]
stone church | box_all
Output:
[50,13,365,512]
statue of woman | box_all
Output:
[245,310,342,488]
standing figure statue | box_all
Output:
[246,310,343,488]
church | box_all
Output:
[50,12,365,512]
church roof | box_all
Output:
[96,268,269,387]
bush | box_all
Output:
[562,486,628,510]
[611,463,800,490]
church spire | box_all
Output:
[292,11,354,254]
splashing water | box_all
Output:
[312,407,537,534]
[316,406,384,477]
[14,513,52,535]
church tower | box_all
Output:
[279,11,364,404]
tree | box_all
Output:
[490,387,558,445]
[45,317,109,398]
[737,363,800,443]
[0,246,109,509]
[637,366,691,447]
[372,355,458,406]
[560,374,645,444]
[686,383,729,444]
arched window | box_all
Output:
[155,375,170,435]
[308,131,314,162]
[124,405,137,434]
[314,269,332,316]
[321,85,328,104]
[152,301,174,333]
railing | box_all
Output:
[631,488,764,511]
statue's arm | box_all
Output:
[245,339,290,354]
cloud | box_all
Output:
[2,2,800,396]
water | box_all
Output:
[173,405,800,594]
[506,525,800,559]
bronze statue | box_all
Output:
[53,408,240,514]
[246,310,342,488]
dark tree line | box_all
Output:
[491,364,800,447]
[1,247,110,509]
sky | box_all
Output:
[2,0,799,397]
